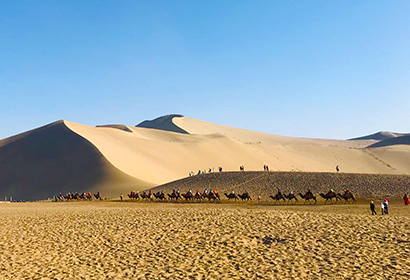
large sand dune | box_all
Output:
[1,115,409,200]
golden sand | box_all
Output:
[0,202,409,279]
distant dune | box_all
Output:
[136,114,188,134]
[367,135,410,148]
[351,131,410,141]
[1,115,410,200]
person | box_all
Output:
[213,189,218,194]
[336,165,340,172]
[120,194,123,201]
[257,195,261,203]
[306,189,313,198]
[345,189,350,194]
[219,167,222,172]
[381,201,385,215]
[231,190,235,195]
[383,198,389,215]
[403,194,409,206]
[370,201,377,215]
[328,189,334,196]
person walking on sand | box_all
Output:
[370,201,377,215]
[336,165,340,172]
[381,201,385,215]
[383,198,389,215]
[257,195,261,204]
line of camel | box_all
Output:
[127,190,356,203]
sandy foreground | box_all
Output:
[0,202,409,279]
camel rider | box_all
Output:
[231,190,235,195]
[176,189,180,195]
[306,189,312,197]
[245,190,248,194]
[210,189,213,194]
[290,191,294,195]
[345,189,350,195]
[188,189,192,194]
[204,189,208,195]
[213,189,218,194]
[328,189,334,196]
[277,189,282,196]
[196,190,200,195]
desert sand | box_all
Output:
[0,201,409,279]
[1,115,410,201]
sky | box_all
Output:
[1,1,409,140]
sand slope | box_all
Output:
[1,115,410,200]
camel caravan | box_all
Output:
[55,192,102,201]
[126,188,356,204]
[268,189,356,204]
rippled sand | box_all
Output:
[0,202,409,279]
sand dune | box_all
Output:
[351,131,410,141]
[0,121,146,201]
[367,135,410,148]
[1,115,410,200]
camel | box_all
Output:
[182,192,194,201]
[140,192,152,200]
[225,193,239,201]
[238,193,252,201]
[269,193,286,203]
[337,192,356,203]
[319,192,340,203]
[194,192,203,201]
[153,192,166,200]
[284,193,298,203]
[203,192,220,202]
[298,192,317,204]
[167,192,182,201]
[127,191,139,200]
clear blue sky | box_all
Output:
[1,1,409,140]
